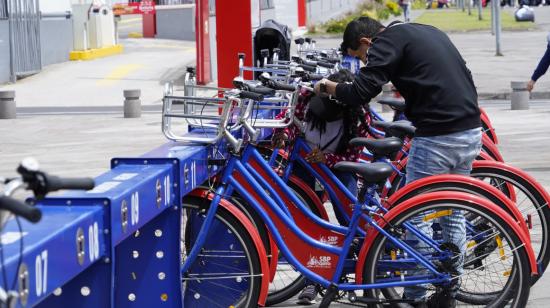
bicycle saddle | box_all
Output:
[350,137,403,158]
[333,162,393,184]
[377,97,406,111]
[373,120,416,139]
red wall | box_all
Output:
[215,0,253,88]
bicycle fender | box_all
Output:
[385,174,528,236]
[473,160,550,210]
[482,133,504,162]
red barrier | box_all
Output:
[298,0,306,27]
[195,0,211,84]
[113,1,156,38]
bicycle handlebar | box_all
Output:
[0,196,42,223]
[238,91,264,101]
[44,175,95,192]
[304,73,324,81]
[298,64,317,72]
[265,80,296,92]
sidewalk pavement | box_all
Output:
[0,38,196,108]
[313,6,550,99]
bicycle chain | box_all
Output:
[332,298,369,307]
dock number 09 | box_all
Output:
[164,175,171,206]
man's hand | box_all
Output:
[305,148,327,164]
[272,132,288,149]
[527,79,535,92]
[313,78,328,95]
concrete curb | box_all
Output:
[478,91,550,100]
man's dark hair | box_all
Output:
[342,17,384,51]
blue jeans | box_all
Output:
[403,127,482,299]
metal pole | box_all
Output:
[491,0,495,35]
[467,0,471,15]
[477,0,482,20]
[7,0,16,82]
[494,0,502,56]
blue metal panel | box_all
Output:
[43,163,177,246]
[0,206,105,307]
[138,142,227,199]
[0,108,278,308]
[114,206,181,307]
[38,260,112,308]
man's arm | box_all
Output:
[327,35,402,106]
[529,42,550,90]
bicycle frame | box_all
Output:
[182,144,451,291]
[269,137,528,256]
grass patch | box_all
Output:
[308,0,402,34]
[414,10,535,32]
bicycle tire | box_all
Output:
[182,196,262,308]
[471,164,550,285]
[362,195,531,308]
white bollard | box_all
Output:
[0,90,16,119]
[123,89,141,118]
[510,81,529,110]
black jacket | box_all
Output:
[335,22,481,137]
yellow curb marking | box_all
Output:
[97,63,144,86]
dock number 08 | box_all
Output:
[88,222,100,262]
[35,250,48,297]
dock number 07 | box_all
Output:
[35,250,48,297]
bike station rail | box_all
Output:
[1,115,273,307]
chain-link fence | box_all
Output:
[6,0,42,79]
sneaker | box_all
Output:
[297,285,318,305]
[402,294,428,308]
[426,289,456,308]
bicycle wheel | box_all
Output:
[471,163,550,285]
[480,135,504,162]
[362,195,532,308]
[182,196,262,308]
[265,179,323,306]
